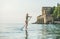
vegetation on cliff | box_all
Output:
[52,4,60,21]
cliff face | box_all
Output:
[36,7,53,24]
[35,4,60,24]
[36,15,53,24]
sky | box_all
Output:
[0,0,60,23]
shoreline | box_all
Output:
[32,21,60,24]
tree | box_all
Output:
[50,6,55,14]
[52,4,60,21]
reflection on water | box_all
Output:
[0,23,60,39]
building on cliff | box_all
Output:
[36,7,54,24]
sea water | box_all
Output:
[0,23,60,39]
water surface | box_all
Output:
[0,23,60,39]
